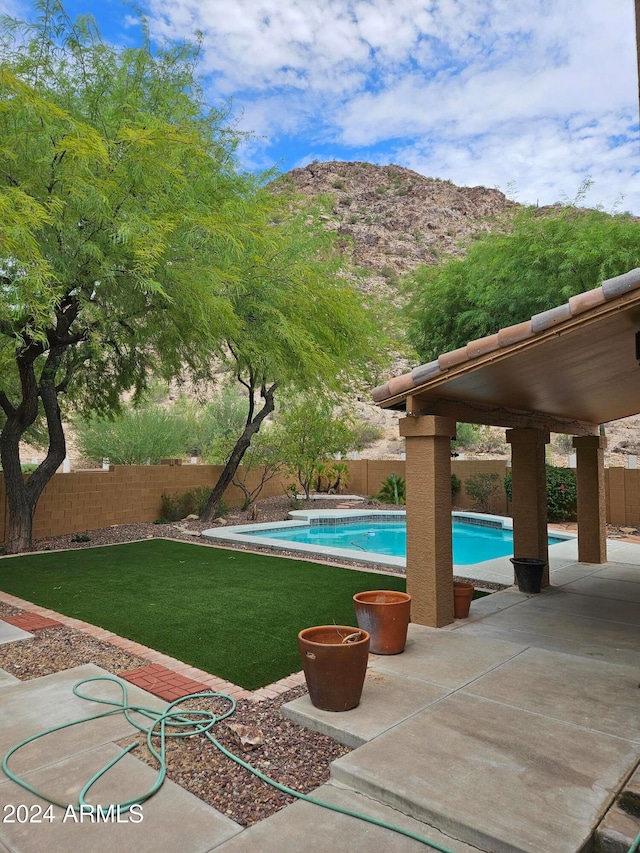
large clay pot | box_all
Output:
[453,581,474,619]
[510,557,545,593]
[298,625,370,711]
[353,590,411,654]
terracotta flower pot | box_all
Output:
[353,590,411,654]
[298,625,370,712]
[453,581,474,619]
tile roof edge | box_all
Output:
[371,267,640,405]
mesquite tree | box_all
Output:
[406,198,640,361]
[199,197,384,521]
[0,2,258,552]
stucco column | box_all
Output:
[506,428,550,586]
[399,415,456,627]
[573,435,607,563]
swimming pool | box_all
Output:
[201,510,573,570]
[245,519,565,564]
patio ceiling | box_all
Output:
[373,268,640,436]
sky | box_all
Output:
[3,0,639,213]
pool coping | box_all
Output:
[201,510,576,573]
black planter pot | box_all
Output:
[510,557,546,593]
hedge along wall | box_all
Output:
[0,459,634,545]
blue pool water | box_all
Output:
[245,520,565,565]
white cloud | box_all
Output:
[0,0,26,16]
[395,117,639,214]
[140,0,639,211]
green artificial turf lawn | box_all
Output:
[0,540,407,690]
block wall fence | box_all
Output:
[0,459,636,545]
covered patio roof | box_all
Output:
[373,267,640,628]
[373,268,640,434]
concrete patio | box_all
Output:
[0,543,639,852]
[281,548,640,853]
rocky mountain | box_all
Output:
[276,161,638,468]
[275,161,516,395]
[278,161,515,275]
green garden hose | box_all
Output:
[2,675,456,852]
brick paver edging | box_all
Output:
[0,590,306,702]
[2,613,63,632]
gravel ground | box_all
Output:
[0,624,148,678]
[116,688,349,825]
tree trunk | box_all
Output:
[2,439,35,555]
[200,383,276,522]
[1,352,67,554]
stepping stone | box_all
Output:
[120,664,213,702]
[0,668,19,688]
[0,621,33,646]
[0,664,168,776]
[0,742,242,852]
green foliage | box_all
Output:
[475,426,508,454]
[74,406,190,465]
[545,467,577,521]
[231,427,285,509]
[452,423,481,450]
[451,473,461,498]
[375,473,406,505]
[276,395,363,499]
[197,188,388,521]
[553,433,575,454]
[406,202,640,360]
[186,390,248,462]
[0,462,39,473]
[222,192,384,395]
[158,487,220,522]
[464,472,501,512]
[158,493,186,522]
[0,1,275,550]
[314,461,351,494]
[351,420,384,448]
[380,265,399,286]
[284,482,300,508]
[0,2,256,412]
[191,487,219,516]
[75,388,256,467]
[453,425,508,456]
[504,466,577,521]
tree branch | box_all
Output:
[0,390,15,418]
